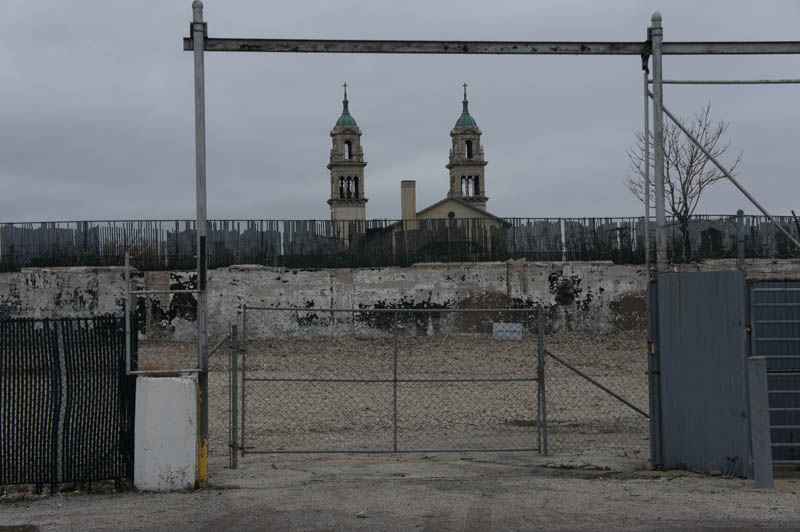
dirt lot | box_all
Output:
[136,329,650,460]
[2,331,799,531]
[2,453,800,531]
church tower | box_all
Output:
[446,84,488,211]
[327,84,367,225]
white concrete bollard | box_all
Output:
[134,377,197,491]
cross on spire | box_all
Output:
[463,83,468,100]
[343,82,348,100]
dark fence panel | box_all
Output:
[1,215,798,271]
[0,316,135,490]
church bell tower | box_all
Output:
[446,84,488,211]
[327,84,367,225]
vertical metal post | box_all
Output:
[230,324,238,469]
[124,252,131,374]
[55,321,66,487]
[241,304,247,456]
[737,209,745,270]
[537,305,547,455]
[651,12,667,272]
[192,0,210,488]
[393,311,399,452]
[748,357,773,488]
[643,67,651,278]
[647,282,663,467]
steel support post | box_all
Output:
[643,67,651,278]
[537,305,547,455]
[192,0,209,488]
[651,13,667,272]
[230,324,238,470]
[393,311,399,452]
[124,252,131,374]
[647,281,663,467]
[748,357,773,488]
[737,209,745,270]
[241,304,247,457]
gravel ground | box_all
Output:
[2,453,799,531]
[4,330,800,531]
[136,329,649,463]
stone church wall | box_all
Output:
[0,259,796,340]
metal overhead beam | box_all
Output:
[184,37,800,55]
[184,38,644,54]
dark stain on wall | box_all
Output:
[610,294,647,330]
[356,297,449,335]
[548,271,583,306]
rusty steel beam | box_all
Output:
[183,37,800,55]
[184,38,645,54]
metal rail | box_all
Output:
[184,38,800,56]
[245,306,538,313]
[545,348,649,418]
[656,79,800,84]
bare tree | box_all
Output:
[626,103,742,261]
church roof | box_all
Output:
[416,197,510,225]
[454,84,477,128]
[335,84,358,127]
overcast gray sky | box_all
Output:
[1,0,799,222]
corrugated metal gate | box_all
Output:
[750,281,800,465]
[657,271,751,476]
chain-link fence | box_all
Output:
[0,316,135,492]
[231,306,651,461]
[543,339,650,459]
[238,308,543,454]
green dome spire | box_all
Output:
[335,83,358,127]
[454,83,477,127]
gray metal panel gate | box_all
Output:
[657,271,751,476]
[750,281,800,465]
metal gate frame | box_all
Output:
[749,282,800,465]
[231,305,546,457]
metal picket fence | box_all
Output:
[0,316,136,492]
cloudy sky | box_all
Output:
[1,0,798,223]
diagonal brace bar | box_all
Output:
[648,91,800,251]
[545,348,649,418]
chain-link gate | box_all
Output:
[227,305,652,463]
[234,306,544,455]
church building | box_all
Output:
[327,84,505,224]
[327,85,368,239]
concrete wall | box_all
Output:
[1,259,797,340]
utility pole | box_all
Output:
[191,0,209,489]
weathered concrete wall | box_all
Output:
[1,259,797,339]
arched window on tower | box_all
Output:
[465,140,473,159]
[339,177,345,198]
[461,176,466,196]
[353,176,359,198]
[344,140,352,160]
[473,176,480,196]
[346,177,353,198]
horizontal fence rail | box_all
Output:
[1,214,798,271]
